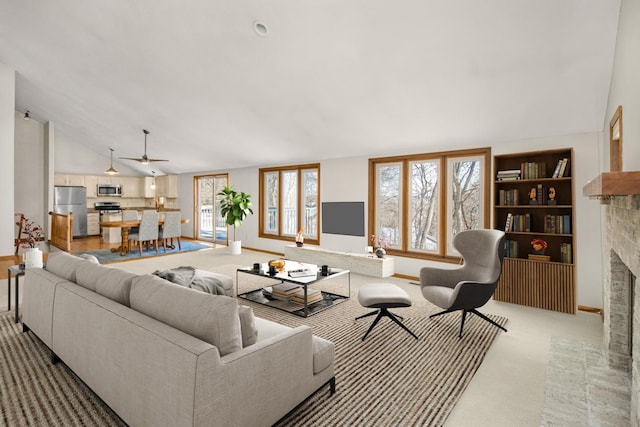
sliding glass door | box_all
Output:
[195,174,228,244]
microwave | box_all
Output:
[97,184,122,197]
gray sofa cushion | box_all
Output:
[238,305,258,347]
[130,274,242,356]
[45,251,86,282]
[76,262,137,306]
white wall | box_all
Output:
[14,112,47,233]
[0,64,15,256]
[179,132,604,308]
[55,132,141,176]
[604,0,640,171]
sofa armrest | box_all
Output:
[194,325,324,427]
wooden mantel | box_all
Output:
[583,171,640,199]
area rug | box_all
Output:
[0,277,507,427]
[74,241,211,264]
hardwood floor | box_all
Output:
[0,236,215,280]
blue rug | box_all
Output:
[75,241,212,264]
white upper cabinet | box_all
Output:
[54,174,85,186]
[121,176,143,198]
[155,175,178,198]
[85,175,98,197]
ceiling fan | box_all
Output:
[120,129,168,165]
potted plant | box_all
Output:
[217,185,254,255]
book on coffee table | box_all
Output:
[271,283,302,298]
[291,288,322,305]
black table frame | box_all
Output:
[8,265,25,324]
[236,262,350,318]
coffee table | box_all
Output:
[236,260,350,317]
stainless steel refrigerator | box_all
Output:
[54,186,88,237]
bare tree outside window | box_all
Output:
[370,148,489,260]
[376,163,402,248]
[410,160,439,251]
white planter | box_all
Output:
[24,247,43,268]
[229,240,242,255]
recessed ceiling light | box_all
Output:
[254,22,268,37]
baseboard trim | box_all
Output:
[394,273,419,282]
[241,246,284,257]
[578,305,603,314]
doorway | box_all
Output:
[195,174,228,245]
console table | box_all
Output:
[284,245,394,277]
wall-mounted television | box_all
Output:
[321,201,365,237]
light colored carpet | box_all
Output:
[1,249,509,426]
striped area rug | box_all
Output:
[0,295,506,426]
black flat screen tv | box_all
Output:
[321,202,365,237]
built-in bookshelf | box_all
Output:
[493,148,576,314]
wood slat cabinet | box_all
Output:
[493,148,576,314]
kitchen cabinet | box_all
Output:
[54,174,85,186]
[87,212,100,235]
[156,175,178,198]
[121,176,143,198]
[85,175,98,197]
[143,177,156,198]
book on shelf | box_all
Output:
[551,159,563,178]
[557,158,569,177]
[504,239,518,258]
[508,213,531,232]
[528,254,550,262]
[271,283,302,297]
[496,169,521,180]
[520,161,547,179]
[505,213,513,232]
[543,214,571,234]
[560,243,573,264]
[291,288,323,304]
[499,189,519,205]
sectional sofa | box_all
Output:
[21,252,335,427]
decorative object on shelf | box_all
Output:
[547,187,557,205]
[295,228,304,247]
[268,259,286,272]
[217,185,254,255]
[370,234,389,258]
[529,187,537,204]
[530,238,548,255]
[104,148,119,175]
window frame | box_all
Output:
[259,163,320,245]
[368,147,490,263]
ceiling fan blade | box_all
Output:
[119,157,143,161]
[147,159,169,162]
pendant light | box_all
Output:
[150,171,156,189]
[104,148,119,175]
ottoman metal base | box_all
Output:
[356,307,418,341]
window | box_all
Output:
[259,164,320,244]
[369,148,490,261]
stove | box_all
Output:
[94,201,122,214]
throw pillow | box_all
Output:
[77,253,100,264]
[130,274,242,356]
[238,305,258,347]
[45,251,85,282]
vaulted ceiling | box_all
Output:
[0,0,620,175]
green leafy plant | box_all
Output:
[217,186,254,241]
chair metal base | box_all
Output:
[430,308,507,338]
[355,307,419,341]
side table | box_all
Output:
[8,265,25,324]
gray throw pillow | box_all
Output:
[238,305,258,347]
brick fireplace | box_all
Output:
[603,195,640,425]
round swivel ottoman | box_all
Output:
[356,283,418,341]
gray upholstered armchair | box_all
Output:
[420,229,507,338]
